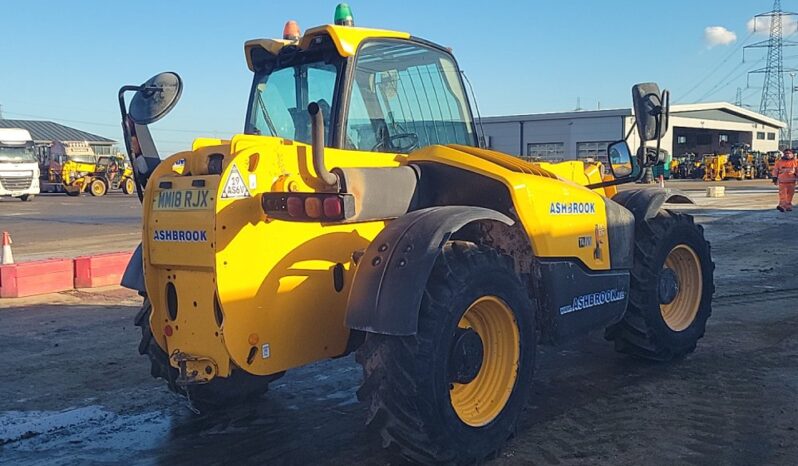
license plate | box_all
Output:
[154,189,211,210]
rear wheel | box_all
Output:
[606,210,714,360]
[89,179,107,197]
[122,178,135,195]
[134,297,275,409]
[356,242,536,464]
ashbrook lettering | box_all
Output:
[549,202,596,215]
[559,288,626,315]
[153,230,208,242]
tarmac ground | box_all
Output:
[1,179,796,465]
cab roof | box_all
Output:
[244,24,411,71]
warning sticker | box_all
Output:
[221,164,250,199]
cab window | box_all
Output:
[345,40,476,153]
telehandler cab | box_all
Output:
[119,5,714,463]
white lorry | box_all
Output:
[0,128,40,201]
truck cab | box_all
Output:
[0,128,40,201]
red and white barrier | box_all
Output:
[74,252,133,289]
[0,251,133,299]
[0,258,75,298]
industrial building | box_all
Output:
[481,102,786,164]
[0,119,115,161]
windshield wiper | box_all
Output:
[256,89,279,136]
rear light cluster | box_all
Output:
[262,193,355,221]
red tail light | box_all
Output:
[323,196,342,218]
[262,193,355,222]
[286,196,304,218]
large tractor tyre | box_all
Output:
[89,179,107,197]
[356,242,536,464]
[134,297,274,409]
[122,178,135,195]
[606,210,714,361]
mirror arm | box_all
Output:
[118,86,147,203]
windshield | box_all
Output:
[345,40,476,153]
[246,51,339,145]
[0,145,37,163]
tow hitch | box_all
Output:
[171,351,218,385]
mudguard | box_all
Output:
[120,243,145,292]
[612,188,693,222]
[345,206,513,336]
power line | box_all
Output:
[744,0,798,139]
[678,31,755,102]
[695,59,754,102]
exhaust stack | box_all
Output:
[308,102,339,189]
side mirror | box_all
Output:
[128,72,183,125]
[607,140,639,179]
[632,83,669,142]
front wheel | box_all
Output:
[606,210,714,361]
[89,179,107,197]
[20,194,34,202]
[356,242,536,464]
[122,178,135,195]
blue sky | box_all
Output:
[0,1,793,153]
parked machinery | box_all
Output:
[672,152,704,179]
[756,151,782,179]
[44,142,135,196]
[725,144,757,180]
[703,153,727,181]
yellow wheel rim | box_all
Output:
[660,245,703,331]
[450,296,520,427]
[92,182,105,196]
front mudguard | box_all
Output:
[345,206,513,336]
[612,188,693,222]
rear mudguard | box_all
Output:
[345,206,513,336]
[612,188,694,222]
[121,243,145,292]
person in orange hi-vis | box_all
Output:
[772,149,798,212]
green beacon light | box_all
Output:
[334,3,354,26]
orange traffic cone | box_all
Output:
[1,231,13,265]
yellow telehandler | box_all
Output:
[46,141,136,196]
[119,6,714,463]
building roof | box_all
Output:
[481,108,631,124]
[0,119,115,144]
[481,102,786,129]
[670,102,786,128]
